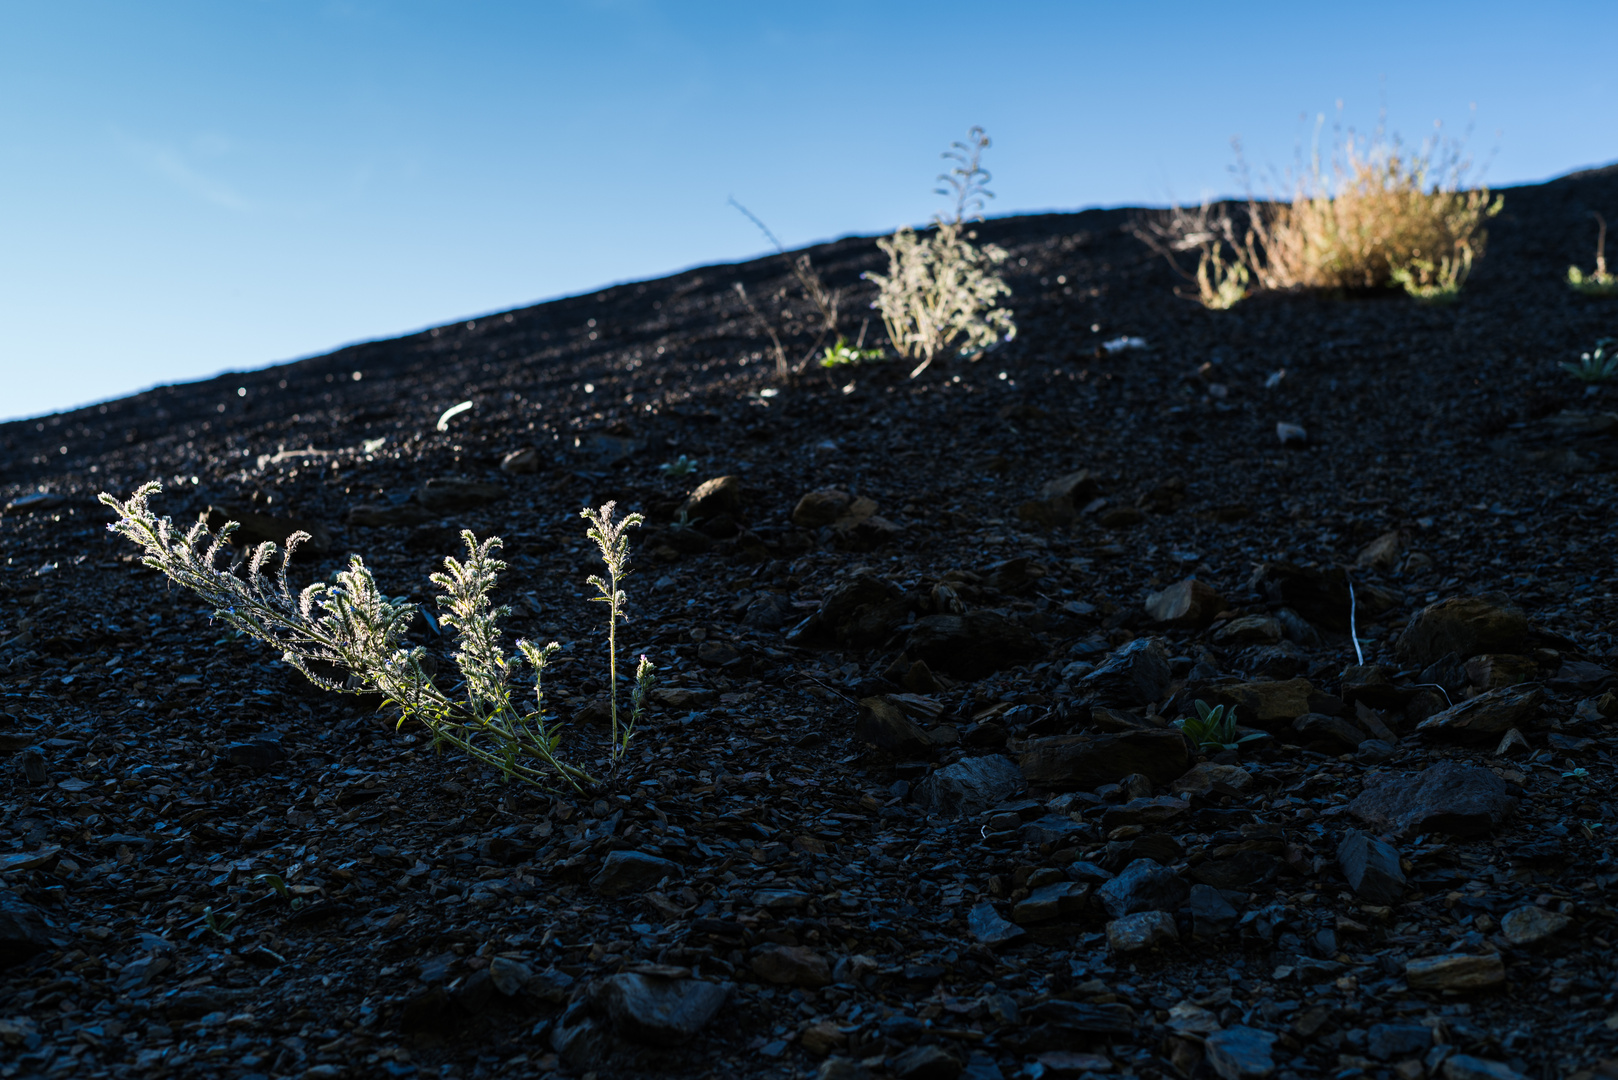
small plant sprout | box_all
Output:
[580,501,650,767]
[255,873,304,911]
[99,483,651,791]
[1560,339,1618,384]
[202,907,238,939]
[819,333,885,369]
[658,454,699,477]
[1567,213,1618,297]
[1175,701,1265,753]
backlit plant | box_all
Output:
[1560,338,1618,384]
[1175,700,1264,753]
[818,335,885,368]
[99,483,654,791]
[866,126,1016,377]
[1567,213,1618,297]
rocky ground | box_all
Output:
[1,163,1617,1080]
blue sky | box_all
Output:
[3,1,1616,422]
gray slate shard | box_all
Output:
[903,611,1041,680]
[967,901,1026,947]
[1095,857,1190,918]
[1367,1022,1432,1061]
[589,851,680,897]
[1018,813,1089,846]
[0,890,53,968]
[1026,998,1135,1034]
[1076,636,1172,705]
[1337,830,1406,905]
[1018,729,1189,790]
[913,755,1025,818]
[1348,761,1519,838]
[1188,884,1239,940]
[1204,1025,1277,1079]
[890,1043,961,1080]
[1414,685,1545,739]
[592,973,730,1046]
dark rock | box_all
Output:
[1018,814,1089,846]
[1170,762,1253,797]
[20,749,46,786]
[1075,637,1172,705]
[416,476,506,512]
[499,445,544,474]
[1107,910,1178,952]
[1018,729,1189,790]
[1018,470,1100,526]
[1096,857,1189,918]
[1188,884,1239,940]
[1188,850,1282,890]
[1011,881,1090,924]
[967,901,1026,946]
[1203,1025,1277,1079]
[1348,761,1519,837]
[1027,998,1135,1035]
[1464,654,1537,690]
[1337,831,1406,905]
[1397,595,1529,667]
[1144,579,1225,627]
[1405,953,1505,991]
[1354,738,1397,764]
[1100,795,1189,830]
[224,739,287,771]
[1339,664,1405,709]
[903,611,1041,680]
[750,944,831,987]
[0,891,52,968]
[892,1044,961,1080]
[589,851,680,897]
[854,697,934,755]
[913,756,1025,818]
[1442,1057,1530,1080]
[1292,712,1366,753]
[593,973,730,1046]
[792,489,852,528]
[1105,833,1184,869]
[1500,905,1571,946]
[1251,561,1390,633]
[400,987,458,1033]
[1414,685,1545,739]
[162,986,243,1020]
[817,1058,872,1080]
[679,476,742,520]
[791,575,909,648]
[1202,678,1315,732]
[1213,615,1282,646]
[1367,1023,1432,1061]
[742,593,791,630]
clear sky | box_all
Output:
[3,1,1615,422]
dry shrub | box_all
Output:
[1139,118,1501,306]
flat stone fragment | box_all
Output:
[1106,910,1178,953]
[1397,595,1529,668]
[1202,678,1316,731]
[968,901,1027,946]
[679,475,742,519]
[592,973,729,1046]
[1012,881,1089,925]
[1026,998,1135,1034]
[1348,762,1518,838]
[1499,905,1571,946]
[1337,830,1407,905]
[1145,579,1224,627]
[0,890,53,968]
[1442,1056,1530,1080]
[891,1043,961,1080]
[750,944,831,987]
[1096,857,1189,918]
[1171,762,1254,796]
[1018,729,1188,790]
[1203,1026,1277,1079]
[903,611,1041,680]
[589,850,680,898]
[1366,1023,1431,1061]
[1188,884,1239,940]
[1405,952,1505,992]
[912,755,1025,818]
[1076,637,1172,706]
[1415,685,1545,738]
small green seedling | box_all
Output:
[1175,700,1265,753]
[202,907,238,939]
[1560,339,1618,384]
[658,455,699,477]
[819,336,885,368]
[255,873,305,911]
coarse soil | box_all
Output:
[1,163,1617,1080]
